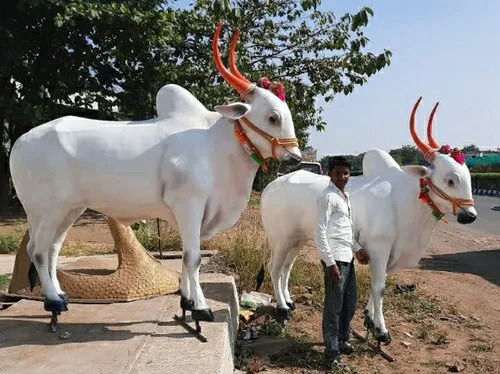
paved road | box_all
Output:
[449,195,500,235]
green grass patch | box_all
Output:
[0,274,11,292]
[0,230,24,254]
[0,234,21,254]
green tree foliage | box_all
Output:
[0,0,391,209]
[0,0,177,213]
[462,144,479,153]
[389,145,425,166]
[320,153,364,175]
[320,145,426,177]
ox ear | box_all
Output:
[214,102,251,120]
[402,165,429,178]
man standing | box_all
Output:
[315,156,369,368]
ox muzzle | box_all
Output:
[457,208,477,224]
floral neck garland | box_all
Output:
[418,178,448,223]
[234,121,268,171]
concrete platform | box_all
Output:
[0,273,238,374]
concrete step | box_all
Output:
[0,273,238,374]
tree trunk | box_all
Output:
[0,150,10,217]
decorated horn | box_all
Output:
[212,22,253,95]
[410,97,438,161]
[426,102,441,149]
[229,28,252,84]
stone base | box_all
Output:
[8,218,179,301]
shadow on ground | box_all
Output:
[420,249,500,286]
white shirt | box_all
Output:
[315,181,361,266]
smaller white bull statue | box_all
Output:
[259,98,477,342]
[9,22,301,327]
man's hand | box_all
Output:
[355,248,370,265]
[329,264,341,281]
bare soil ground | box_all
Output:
[259,224,500,374]
[0,212,498,373]
[0,211,113,244]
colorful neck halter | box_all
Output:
[233,118,299,172]
[419,177,475,222]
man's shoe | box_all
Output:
[339,341,354,355]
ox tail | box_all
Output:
[255,239,268,291]
[255,265,265,291]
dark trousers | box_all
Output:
[322,260,357,359]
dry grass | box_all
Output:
[205,203,442,328]
[59,241,115,257]
[203,206,269,292]
[132,220,182,252]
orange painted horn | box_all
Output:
[212,22,252,95]
[426,102,441,149]
[229,28,252,84]
[410,97,438,161]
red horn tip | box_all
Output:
[410,97,437,161]
[229,28,251,84]
[212,22,252,95]
[427,101,441,149]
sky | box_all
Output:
[309,0,500,156]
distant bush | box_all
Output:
[471,173,500,190]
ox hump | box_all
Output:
[362,149,401,178]
[156,84,209,120]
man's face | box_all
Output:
[330,166,350,190]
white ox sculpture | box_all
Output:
[260,98,476,342]
[9,23,301,323]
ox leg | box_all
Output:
[369,251,391,344]
[175,202,213,322]
[270,247,290,320]
[30,214,70,314]
[179,264,193,318]
[364,294,375,330]
[282,245,300,311]
[48,208,86,300]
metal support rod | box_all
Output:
[157,218,162,259]
[352,329,394,362]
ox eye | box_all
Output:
[269,116,277,124]
[447,179,455,187]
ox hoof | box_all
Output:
[44,298,68,313]
[180,295,194,311]
[276,306,291,321]
[191,308,214,322]
[58,293,69,305]
[363,313,375,330]
[286,301,296,311]
[375,328,391,344]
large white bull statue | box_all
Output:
[260,98,476,342]
[9,22,301,323]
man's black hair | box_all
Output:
[328,156,351,174]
